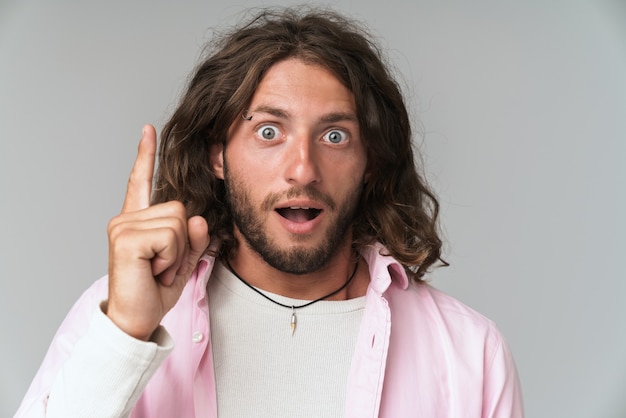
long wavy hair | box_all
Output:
[152,6,446,280]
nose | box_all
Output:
[283,134,321,186]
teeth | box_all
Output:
[289,206,310,210]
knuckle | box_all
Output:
[166,200,187,218]
[161,216,186,240]
[107,217,123,238]
[163,226,179,243]
[109,228,134,253]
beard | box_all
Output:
[224,160,362,275]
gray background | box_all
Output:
[1,0,625,417]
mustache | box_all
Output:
[261,186,336,212]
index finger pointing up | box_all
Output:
[122,125,157,213]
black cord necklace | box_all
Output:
[224,258,359,335]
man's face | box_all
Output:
[213,59,368,274]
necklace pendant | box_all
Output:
[290,306,297,336]
[225,258,359,337]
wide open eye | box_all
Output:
[323,129,348,144]
[256,125,280,141]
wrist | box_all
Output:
[102,300,158,341]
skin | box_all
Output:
[107,126,210,341]
[212,59,370,300]
[106,58,370,341]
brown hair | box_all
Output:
[152,6,446,280]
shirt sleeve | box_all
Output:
[14,279,173,418]
[481,324,525,418]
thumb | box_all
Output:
[181,215,210,276]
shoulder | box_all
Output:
[382,283,524,416]
[418,283,496,327]
[385,281,519,383]
[386,280,505,350]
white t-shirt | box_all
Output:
[208,260,366,418]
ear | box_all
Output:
[209,142,224,180]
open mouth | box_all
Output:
[276,206,322,222]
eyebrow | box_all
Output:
[249,105,358,124]
[250,105,290,119]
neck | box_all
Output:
[225,236,368,300]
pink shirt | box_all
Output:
[17,243,524,417]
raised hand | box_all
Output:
[106,125,210,340]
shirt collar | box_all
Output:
[191,240,410,304]
[360,242,410,293]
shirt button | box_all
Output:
[192,331,204,343]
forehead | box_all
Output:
[247,58,356,117]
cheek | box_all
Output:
[226,144,271,179]
[228,165,275,206]
[334,154,368,185]
[343,142,368,178]
[329,165,367,202]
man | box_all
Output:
[16,7,523,417]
